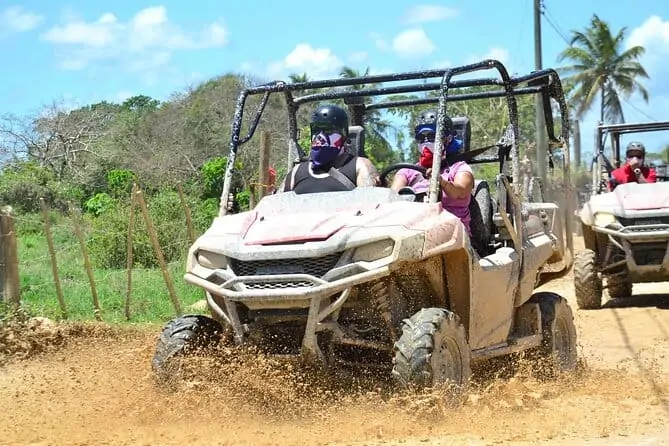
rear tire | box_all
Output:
[530,292,578,377]
[392,308,471,393]
[574,249,602,309]
[152,314,225,385]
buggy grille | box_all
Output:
[228,253,342,289]
[630,242,668,266]
[619,217,669,228]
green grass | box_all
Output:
[17,218,206,324]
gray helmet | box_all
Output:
[414,108,454,136]
[626,141,646,155]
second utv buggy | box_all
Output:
[575,120,669,309]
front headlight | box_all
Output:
[196,250,228,269]
[352,239,396,262]
[593,212,617,228]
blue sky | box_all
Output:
[1,0,668,161]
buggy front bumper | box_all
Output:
[592,223,669,242]
[592,224,669,282]
[184,265,391,302]
[184,266,392,361]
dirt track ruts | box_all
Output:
[1,236,668,446]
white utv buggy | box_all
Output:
[575,120,669,309]
[152,59,579,390]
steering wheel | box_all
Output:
[379,163,427,187]
[379,163,443,202]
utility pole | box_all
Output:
[534,0,548,184]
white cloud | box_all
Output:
[627,15,669,51]
[392,28,436,59]
[369,32,389,52]
[348,51,368,64]
[40,5,229,76]
[267,43,343,79]
[465,47,510,65]
[0,6,44,36]
[404,5,459,25]
[626,15,669,96]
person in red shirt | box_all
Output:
[609,141,657,190]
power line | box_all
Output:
[622,97,657,121]
[538,2,656,124]
[539,0,571,46]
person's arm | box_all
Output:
[390,170,409,191]
[426,164,474,199]
[356,157,380,187]
[275,166,298,193]
[439,170,474,199]
[637,167,656,183]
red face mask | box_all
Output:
[418,143,435,168]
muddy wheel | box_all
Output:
[151,314,225,384]
[530,292,578,377]
[574,249,602,309]
[607,275,633,299]
[392,308,471,392]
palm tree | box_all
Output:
[338,66,402,166]
[557,14,650,124]
[288,73,309,83]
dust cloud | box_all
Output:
[0,320,667,446]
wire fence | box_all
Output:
[7,182,208,323]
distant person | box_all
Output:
[280,104,379,193]
[610,141,657,189]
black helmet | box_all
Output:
[626,141,646,155]
[414,108,454,139]
[310,104,349,137]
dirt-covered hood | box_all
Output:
[240,201,443,245]
[582,182,669,219]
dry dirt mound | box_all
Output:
[0,322,668,446]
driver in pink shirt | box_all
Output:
[390,109,474,235]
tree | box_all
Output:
[557,14,650,124]
[288,73,309,83]
[338,66,402,168]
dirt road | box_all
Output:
[1,237,668,446]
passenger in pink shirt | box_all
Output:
[391,109,474,235]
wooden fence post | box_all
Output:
[39,199,67,319]
[0,206,20,309]
[124,183,138,321]
[135,188,182,315]
[69,202,102,321]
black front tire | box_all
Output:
[574,249,602,309]
[152,314,225,384]
[392,308,471,392]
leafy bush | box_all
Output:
[87,189,197,269]
[84,193,115,216]
[107,169,137,198]
[0,161,84,214]
[200,157,227,199]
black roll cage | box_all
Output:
[220,58,571,212]
[591,120,669,191]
